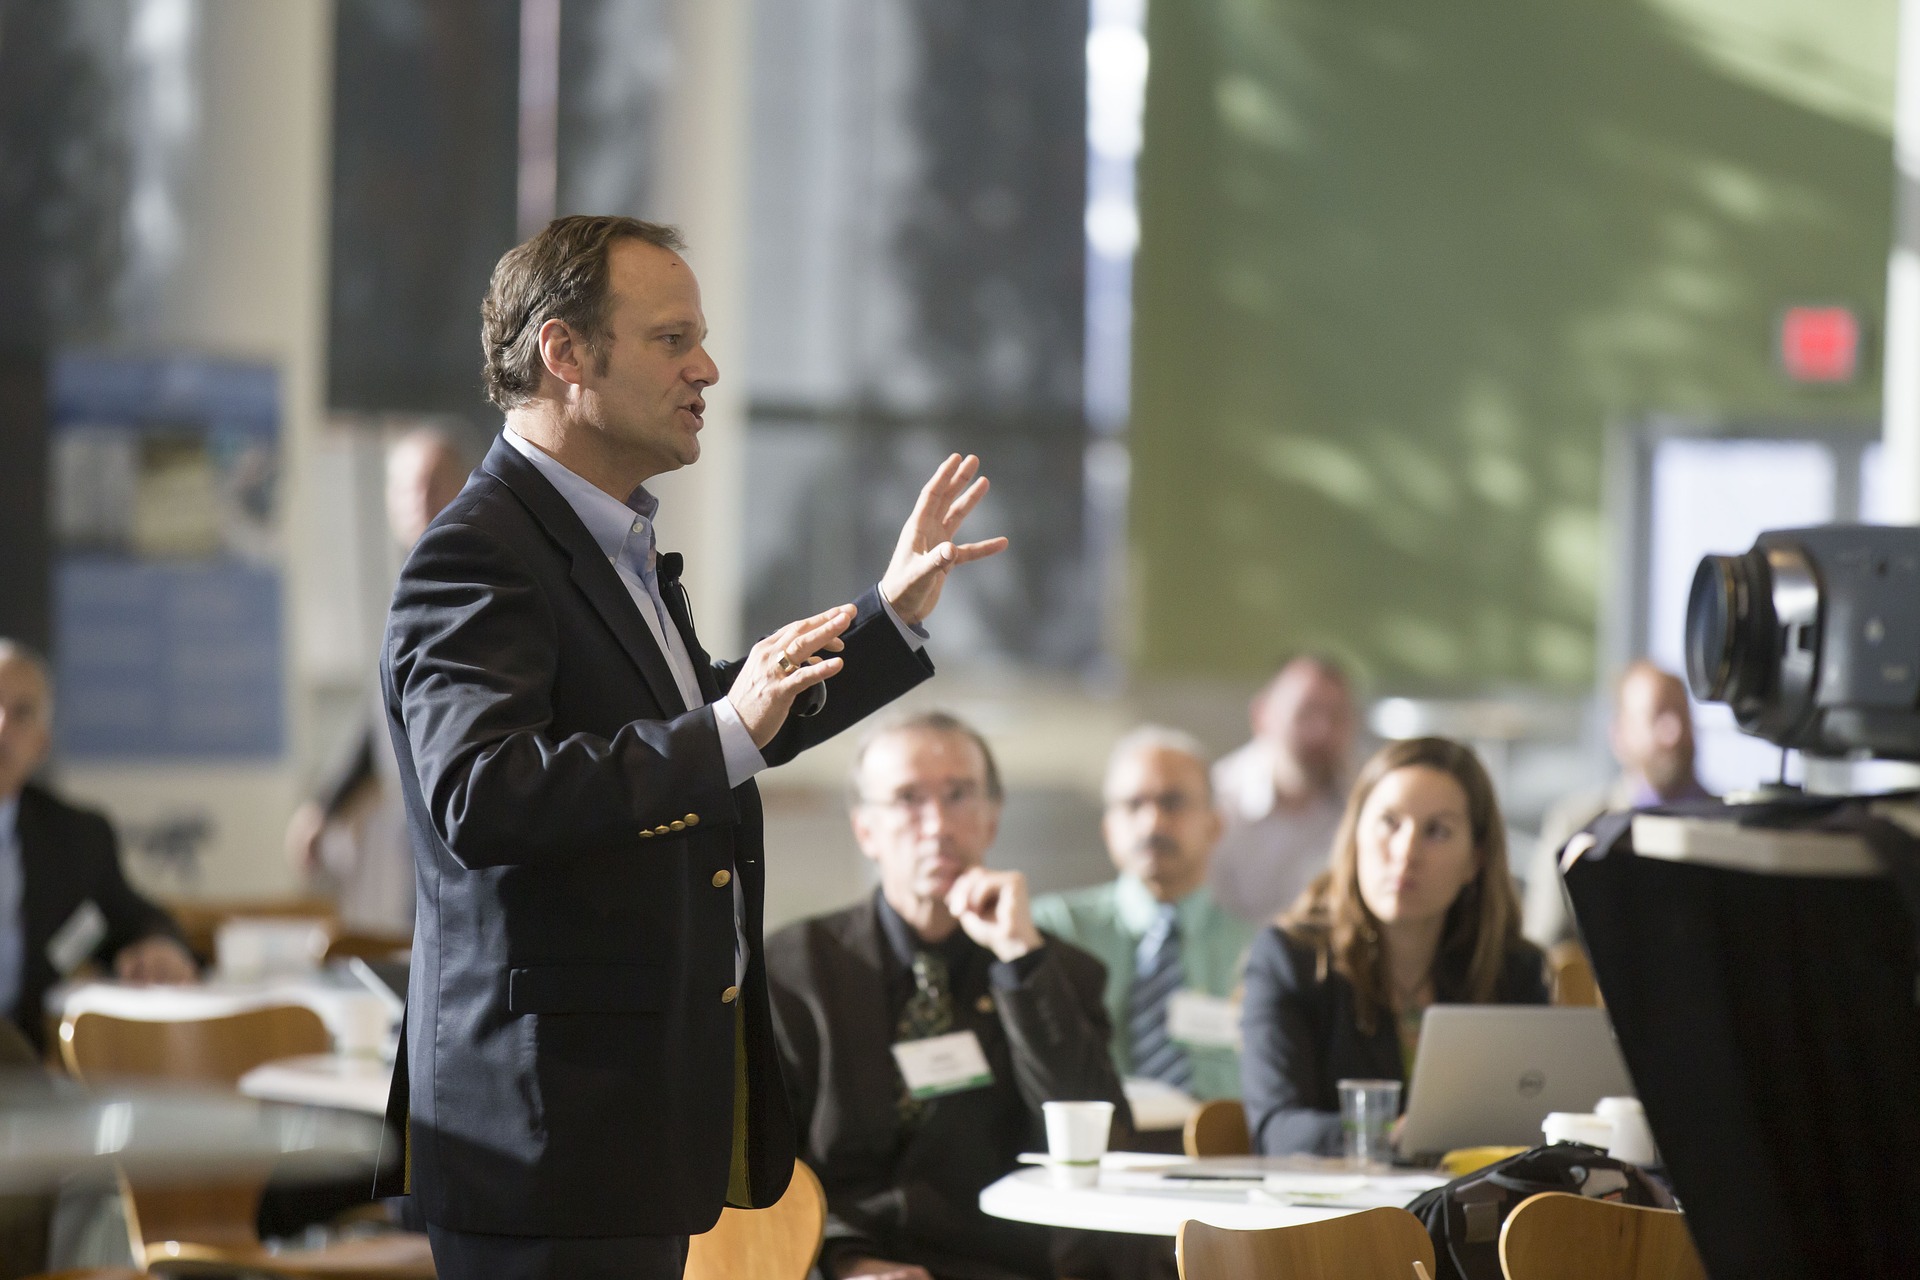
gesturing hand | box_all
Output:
[945,867,1042,963]
[879,454,1009,627]
[730,605,855,749]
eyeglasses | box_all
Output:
[859,782,992,818]
[1104,791,1200,818]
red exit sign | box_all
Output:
[1777,305,1861,384]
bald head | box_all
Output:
[0,642,53,801]
[1612,660,1695,797]
[1250,656,1355,798]
[386,428,470,549]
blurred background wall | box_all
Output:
[0,0,1903,923]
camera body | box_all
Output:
[1686,524,1920,760]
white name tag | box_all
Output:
[1167,990,1242,1049]
[891,1030,994,1100]
[47,900,108,976]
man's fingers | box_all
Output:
[785,655,842,688]
[951,537,1008,564]
[941,475,990,528]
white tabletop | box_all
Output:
[979,1154,1447,1237]
[54,974,397,1055]
[237,1054,393,1116]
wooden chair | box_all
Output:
[22,1270,150,1279]
[1182,1098,1251,1158]
[1177,1207,1437,1280]
[684,1159,826,1280]
[57,1008,433,1279]
[1499,1192,1706,1280]
[1547,941,1602,1008]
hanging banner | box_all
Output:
[48,351,284,760]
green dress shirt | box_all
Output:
[1032,875,1256,1100]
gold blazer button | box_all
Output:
[670,820,686,832]
[712,869,732,889]
[721,985,739,1004]
[638,830,655,840]
[684,813,701,827]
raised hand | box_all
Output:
[879,454,1010,627]
[944,867,1042,963]
[729,604,855,748]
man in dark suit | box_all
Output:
[0,642,195,1053]
[767,712,1132,1280]
[383,215,1007,1279]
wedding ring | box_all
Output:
[777,652,797,675]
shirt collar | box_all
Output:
[502,426,660,564]
[1114,873,1209,938]
[875,889,976,971]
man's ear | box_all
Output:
[536,318,589,389]
[849,807,883,864]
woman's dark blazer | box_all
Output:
[1239,924,1548,1155]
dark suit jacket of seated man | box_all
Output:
[0,642,195,1055]
[381,216,1007,1279]
[767,714,1132,1280]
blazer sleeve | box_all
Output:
[1240,926,1344,1156]
[80,812,185,965]
[386,517,741,869]
[993,939,1134,1137]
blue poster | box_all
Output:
[49,352,284,760]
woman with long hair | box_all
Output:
[1240,736,1546,1155]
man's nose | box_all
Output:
[690,346,719,387]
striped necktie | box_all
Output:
[1129,904,1193,1090]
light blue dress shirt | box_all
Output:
[501,428,928,983]
[0,795,23,1018]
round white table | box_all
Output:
[978,1154,1447,1237]
[238,1054,393,1116]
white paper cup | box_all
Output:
[1595,1096,1658,1165]
[1542,1111,1614,1148]
[1042,1100,1114,1187]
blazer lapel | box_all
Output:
[481,437,688,717]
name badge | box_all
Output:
[47,900,108,976]
[891,1030,994,1100]
[1167,990,1242,1049]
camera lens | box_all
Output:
[1685,552,1767,705]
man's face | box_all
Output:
[1254,662,1355,787]
[1101,746,1222,904]
[0,655,52,800]
[850,729,1001,907]
[1612,667,1695,793]
[385,438,468,549]
[575,239,719,478]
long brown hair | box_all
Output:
[1280,736,1526,1034]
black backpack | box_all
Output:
[1405,1143,1676,1280]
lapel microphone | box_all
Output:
[658,552,826,719]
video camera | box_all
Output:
[1685,524,1920,760]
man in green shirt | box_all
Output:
[1033,727,1255,1101]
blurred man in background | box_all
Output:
[768,712,1129,1280]
[1035,727,1253,1104]
[285,427,470,934]
[0,641,194,1052]
[1208,657,1357,924]
[1523,659,1709,949]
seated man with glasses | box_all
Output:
[1034,727,1256,1106]
[766,711,1132,1280]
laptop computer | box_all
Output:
[1395,1005,1633,1156]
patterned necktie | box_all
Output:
[1129,904,1194,1090]
[895,948,954,1129]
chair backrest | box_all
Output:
[1499,1192,1707,1280]
[684,1159,826,1280]
[1547,941,1602,1007]
[57,1006,331,1269]
[58,1005,331,1087]
[1183,1098,1251,1158]
[1178,1207,1437,1280]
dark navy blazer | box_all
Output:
[380,435,932,1237]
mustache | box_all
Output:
[1131,835,1180,859]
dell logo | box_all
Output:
[1517,1070,1546,1098]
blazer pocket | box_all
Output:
[508,963,667,1015]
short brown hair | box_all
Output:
[1281,736,1529,1034]
[848,710,1006,807]
[480,215,686,411]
